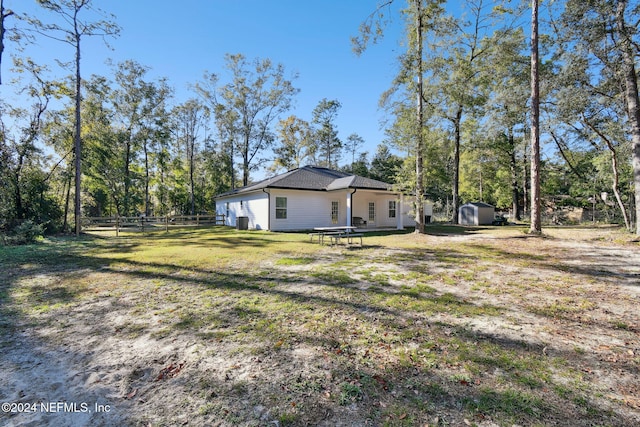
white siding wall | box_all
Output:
[217,189,432,231]
[400,200,433,225]
[351,191,404,228]
[269,189,350,231]
[215,191,269,230]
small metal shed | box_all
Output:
[459,202,495,226]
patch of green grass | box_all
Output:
[276,257,315,266]
[464,387,547,419]
[195,330,232,341]
[380,406,416,426]
[513,373,545,389]
[370,291,503,318]
[553,384,573,399]
[529,298,597,318]
[310,270,357,285]
[439,274,458,286]
[338,382,363,405]
[198,403,217,416]
[455,270,476,281]
[370,273,392,286]
[117,323,148,338]
[611,321,631,330]
[415,282,437,293]
[10,281,87,315]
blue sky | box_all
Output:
[7,0,409,172]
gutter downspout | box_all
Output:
[262,188,271,231]
[347,188,356,227]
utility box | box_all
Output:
[236,216,249,230]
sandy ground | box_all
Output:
[1,228,639,426]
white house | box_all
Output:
[459,202,495,226]
[214,166,426,231]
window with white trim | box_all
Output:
[368,202,375,222]
[275,197,287,219]
[388,200,396,218]
[331,201,339,224]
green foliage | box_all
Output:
[370,144,403,183]
[0,62,65,233]
[3,0,639,234]
[270,115,314,172]
[197,54,300,186]
[3,220,45,245]
[312,98,343,169]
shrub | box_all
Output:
[7,220,45,245]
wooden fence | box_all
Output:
[82,214,226,235]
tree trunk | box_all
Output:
[522,140,529,216]
[0,0,5,86]
[415,0,425,234]
[230,142,236,190]
[243,134,250,187]
[12,151,25,220]
[63,170,71,231]
[508,129,521,220]
[529,0,542,234]
[123,138,131,216]
[451,106,462,224]
[610,149,631,230]
[616,0,640,235]
[144,139,150,216]
[158,157,166,214]
[0,0,14,86]
[74,34,82,236]
[190,137,196,216]
[583,116,631,229]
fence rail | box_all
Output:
[82,214,226,234]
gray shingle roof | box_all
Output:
[463,202,494,208]
[215,166,393,198]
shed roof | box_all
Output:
[214,165,394,199]
[462,202,494,208]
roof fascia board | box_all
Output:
[214,189,263,200]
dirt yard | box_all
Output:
[0,226,639,426]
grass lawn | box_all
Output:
[1,225,639,426]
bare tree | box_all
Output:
[172,99,208,216]
[414,0,426,233]
[345,133,365,168]
[615,0,640,235]
[32,0,119,235]
[529,0,541,234]
[353,0,440,234]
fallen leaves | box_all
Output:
[155,362,185,381]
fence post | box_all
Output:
[166,215,169,232]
